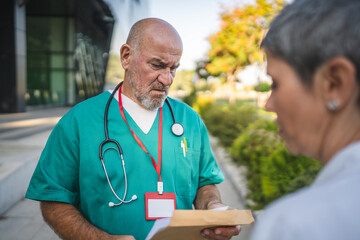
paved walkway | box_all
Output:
[0,107,253,240]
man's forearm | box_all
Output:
[40,201,122,240]
[193,184,224,209]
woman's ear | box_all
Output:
[120,44,132,70]
[319,57,357,112]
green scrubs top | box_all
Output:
[26,91,224,240]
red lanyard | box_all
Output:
[118,85,163,183]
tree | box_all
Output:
[171,69,195,94]
[206,0,284,101]
[195,58,211,80]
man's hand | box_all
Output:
[201,225,241,240]
[194,185,241,240]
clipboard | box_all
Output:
[148,209,255,240]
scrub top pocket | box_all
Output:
[174,147,200,197]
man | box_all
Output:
[26,18,240,240]
[250,0,360,239]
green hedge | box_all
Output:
[254,82,271,92]
[230,118,321,209]
[195,97,259,148]
[191,96,322,210]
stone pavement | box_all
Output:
[0,107,254,240]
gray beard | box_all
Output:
[139,95,165,111]
[128,78,167,111]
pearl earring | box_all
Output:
[327,100,339,111]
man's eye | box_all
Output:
[152,64,161,68]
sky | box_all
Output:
[148,0,250,70]
[108,0,253,71]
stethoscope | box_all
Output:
[99,82,184,207]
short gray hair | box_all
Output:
[262,0,360,87]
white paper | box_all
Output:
[148,199,175,218]
[211,206,229,211]
[145,217,171,240]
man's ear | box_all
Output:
[120,44,132,70]
[319,57,357,112]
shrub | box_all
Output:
[182,87,198,107]
[285,163,322,193]
[201,102,259,147]
[230,118,280,166]
[254,82,271,92]
[192,94,215,116]
[230,118,321,209]
[261,147,321,206]
[198,100,322,210]
[229,120,283,209]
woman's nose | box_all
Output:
[265,92,275,112]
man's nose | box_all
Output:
[157,68,173,86]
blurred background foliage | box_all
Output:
[205,0,285,103]
[178,0,321,210]
[206,0,284,79]
[105,54,124,88]
[194,94,321,210]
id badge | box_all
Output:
[145,192,176,220]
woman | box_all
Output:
[250,0,360,239]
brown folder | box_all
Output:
[150,209,254,240]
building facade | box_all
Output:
[1,0,149,113]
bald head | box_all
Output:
[126,18,183,53]
[120,18,183,110]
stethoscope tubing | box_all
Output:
[99,82,122,161]
[100,81,181,160]
[99,81,183,207]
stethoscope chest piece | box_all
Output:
[171,122,184,137]
[100,82,185,207]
